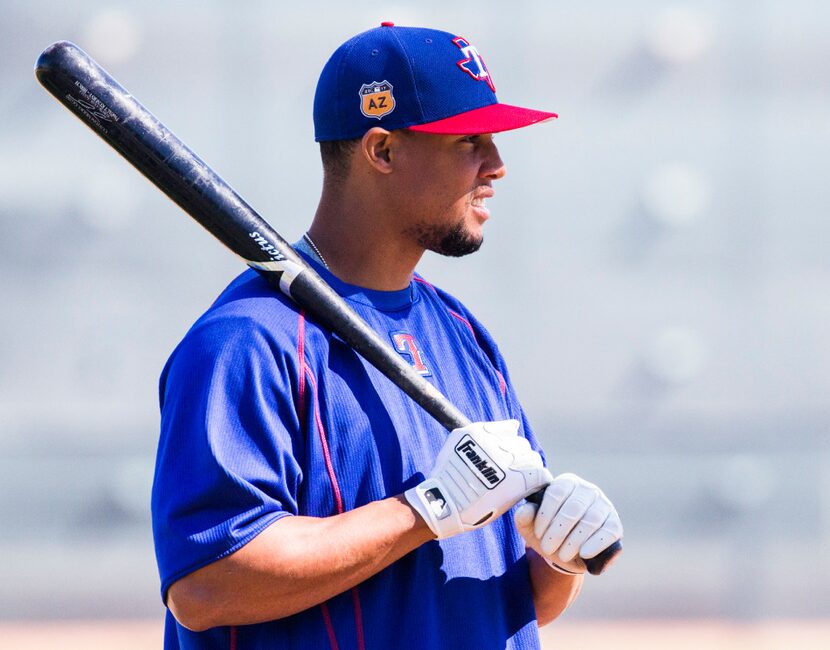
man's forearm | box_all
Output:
[167,495,434,631]
[528,548,584,626]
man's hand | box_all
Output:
[405,420,552,539]
[514,473,622,574]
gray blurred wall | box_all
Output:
[0,0,828,620]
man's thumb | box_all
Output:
[513,502,538,532]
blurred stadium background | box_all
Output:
[1,0,828,647]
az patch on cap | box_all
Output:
[359,80,395,119]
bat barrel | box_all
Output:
[35,41,289,266]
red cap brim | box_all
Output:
[408,103,558,135]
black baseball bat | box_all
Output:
[35,41,620,575]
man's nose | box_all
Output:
[480,143,506,180]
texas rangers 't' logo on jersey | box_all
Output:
[391,332,431,377]
[452,36,496,92]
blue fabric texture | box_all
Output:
[152,254,545,649]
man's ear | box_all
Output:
[360,127,396,174]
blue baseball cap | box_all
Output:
[313,22,558,142]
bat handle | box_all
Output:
[525,489,622,576]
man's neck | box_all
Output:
[306,188,424,291]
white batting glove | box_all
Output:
[514,473,623,575]
[406,420,552,539]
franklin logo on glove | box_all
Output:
[455,435,505,487]
[405,420,552,539]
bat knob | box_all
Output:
[584,539,622,575]
[525,489,622,575]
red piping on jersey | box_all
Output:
[229,625,237,649]
[413,277,479,340]
[415,277,507,397]
[298,310,307,421]
[298,311,341,649]
[449,310,476,338]
[320,604,340,650]
[412,275,434,290]
[352,588,366,649]
[452,312,506,396]
[495,370,507,396]
[304,369,344,514]
[297,310,366,650]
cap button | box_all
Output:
[381,21,395,27]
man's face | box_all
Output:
[390,131,506,257]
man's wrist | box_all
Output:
[393,494,438,542]
[403,479,464,539]
[527,548,585,625]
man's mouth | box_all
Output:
[470,187,494,209]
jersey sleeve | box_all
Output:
[151,311,303,600]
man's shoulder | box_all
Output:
[413,273,472,315]
[413,273,491,332]
[414,273,506,359]
[180,269,304,350]
[210,268,299,316]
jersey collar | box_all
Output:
[293,244,416,311]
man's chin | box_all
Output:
[433,230,483,257]
[409,220,483,257]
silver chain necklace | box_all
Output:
[303,232,330,269]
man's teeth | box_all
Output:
[471,197,486,207]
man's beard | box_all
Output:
[406,219,483,257]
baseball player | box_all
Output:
[152,23,623,649]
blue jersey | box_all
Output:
[152,254,545,649]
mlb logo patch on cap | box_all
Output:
[359,81,396,119]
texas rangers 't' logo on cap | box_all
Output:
[359,80,396,119]
[452,37,495,92]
